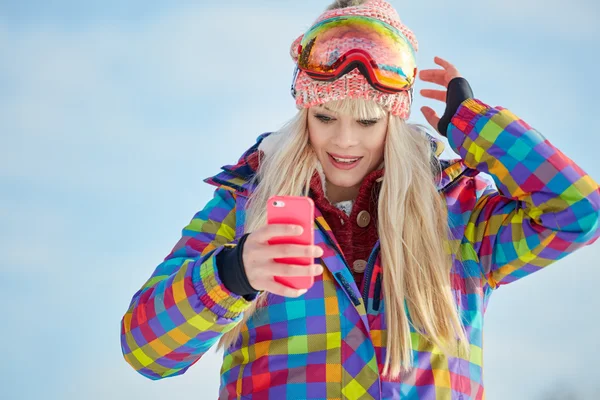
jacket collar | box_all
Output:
[203,132,478,195]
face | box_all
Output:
[308,104,388,202]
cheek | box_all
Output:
[307,120,327,153]
[366,127,387,159]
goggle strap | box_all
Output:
[290,66,300,98]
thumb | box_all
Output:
[420,106,441,134]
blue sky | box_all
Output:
[1,1,599,399]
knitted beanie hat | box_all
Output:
[290,0,418,119]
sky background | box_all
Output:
[1,0,599,399]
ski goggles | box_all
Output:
[294,15,417,94]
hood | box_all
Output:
[203,132,479,195]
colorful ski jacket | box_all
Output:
[121,99,600,399]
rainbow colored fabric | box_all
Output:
[121,98,600,399]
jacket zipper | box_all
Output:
[362,242,381,307]
[358,167,473,309]
[218,161,474,310]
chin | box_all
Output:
[325,171,365,188]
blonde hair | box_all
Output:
[217,98,469,378]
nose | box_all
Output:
[331,121,359,149]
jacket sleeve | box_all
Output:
[120,187,253,379]
[447,98,600,289]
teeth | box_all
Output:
[332,156,359,163]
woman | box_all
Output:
[120,0,600,399]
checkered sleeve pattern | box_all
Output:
[120,187,253,379]
[447,98,600,288]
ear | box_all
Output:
[290,35,303,62]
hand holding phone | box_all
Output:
[266,196,318,290]
[240,196,323,297]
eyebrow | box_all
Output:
[315,105,334,113]
[315,106,380,120]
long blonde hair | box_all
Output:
[216,98,469,378]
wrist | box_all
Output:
[438,77,474,136]
[216,233,259,297]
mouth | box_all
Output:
[327,152,363,170]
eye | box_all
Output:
[315,114,335,124]
[358,119,379,127]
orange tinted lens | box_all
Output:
[298,16,416,90]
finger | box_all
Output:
[419,69,445,84]
[420,106,441,134]
[434,56,461,79]
[420,89,447,102]
[267,244,324,259]
[253,224,303,243]
[261,281,308,298]
[434,56,452,69]
[269,263,324,277]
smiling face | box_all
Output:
[307,100,389,203]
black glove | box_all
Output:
[437,77,474,137]
[216,233,259,299]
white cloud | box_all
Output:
[0,5,313,198]
[480,0,599,38]
[0,206,70,274]
[484,242,600,399]
[401,0,599,40]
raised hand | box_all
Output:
[418,56,472,136]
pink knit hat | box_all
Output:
[290,0,418,119]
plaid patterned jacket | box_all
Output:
[121,99,600,399]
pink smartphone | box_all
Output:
[266,195,315,290]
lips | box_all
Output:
[327,152,363,170]
[328,152,362,163]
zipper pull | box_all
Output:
[335,272,361,306]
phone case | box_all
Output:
[266,195,315,290]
